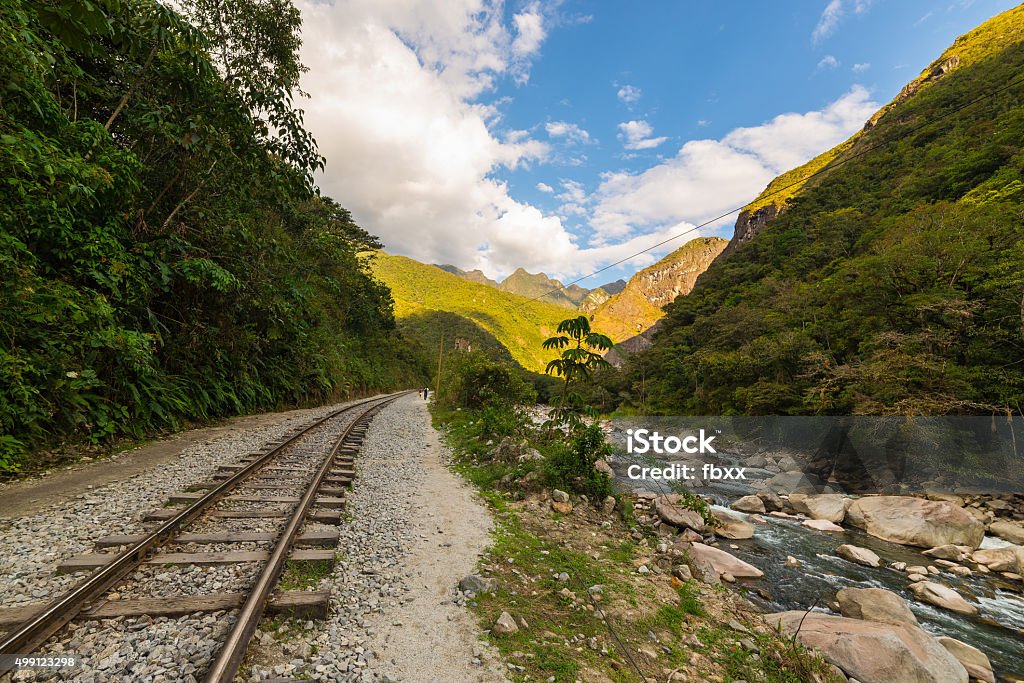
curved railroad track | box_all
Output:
[0,392,408,681]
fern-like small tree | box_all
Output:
[542,316,613,430]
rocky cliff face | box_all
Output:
[579,287,611,314]
[593,237,728,342]
[722,204,781,257]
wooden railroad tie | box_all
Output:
[165,493,345,508]
[57,548,335,574]
[94,529,339,549]
[0,590,331,630]
[144,508,342,523]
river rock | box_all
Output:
[711,510,754,539]
[757,490,784,512]
[459,575,498,594]
[907,581,978,615]
[971,545,1024,573]
[922,544,971,562]
[685,542,763,580]
[836,587,918,626]
[731,495,766,514]
[655,495,705,532]
[989,520,1024,545]
[789,494,851,523]
[746,454,768,468]
[492,611,519,635]
[602,495,616,515]
[837,544,882,568]
[802,519,844,532]
[845,496,984,549]
[767,611,967,683]
[762,471,829,494]
[551,499,572,514]
[936,637,995,683]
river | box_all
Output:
[606,431,1024,680]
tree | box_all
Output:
[542,316,613,430]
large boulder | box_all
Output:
[789,494,851,523]
[836,544,882,568]
[936,637,995,683]
[711,510,754,539]
[654,495,705,532]
[767,611,967,683]
[989,520,1024,545]
[845,496,984,549]
[971,544,1024,573]
[685,542,763,580]
[907,581,978,615]
[836,587,918,626]
[731,495,765,514]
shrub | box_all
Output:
[544,424,612,500]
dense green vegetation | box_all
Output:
[371,252,569,373]
[0,0,421,472]
[626,6,1024,416]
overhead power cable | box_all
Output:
[526,70,1024,304]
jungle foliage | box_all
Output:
[627,18,1024,416]
[0,0,421,472]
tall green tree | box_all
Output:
[542,316,613,429]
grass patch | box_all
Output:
[278,558,333,591]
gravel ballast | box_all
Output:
[245,394,508,683]
[0,400,369,682]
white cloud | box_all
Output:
[297,1,878,280]
[511,7,545,58]
[617,120,669,150]
[588,87,878,243]
[298,0,570,277]
[852,62,871,73]
[536,182,554,193]
[545,121,593,145]
[697,119,711,127]
[812,0,844,43]
[812,0,873,43]
[817,55,840,70]
[616,84,642,104]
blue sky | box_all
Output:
[297,0,1018,285]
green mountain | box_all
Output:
[434,264,499,288]
[498,268,590,309]
[371,253,568,373]
[592,237,727,342]
[598,279,628,295]
[630,5,1024,416]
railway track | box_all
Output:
[0,392,407,681]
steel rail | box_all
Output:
[0,393,401,657]
[204,393,401,682]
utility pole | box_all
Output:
[435,333,444,400]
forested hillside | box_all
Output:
[629,5,1024,416]
[0,0,421,472]
[372,253,567,374]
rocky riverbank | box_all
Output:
[620,484,1024,683]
